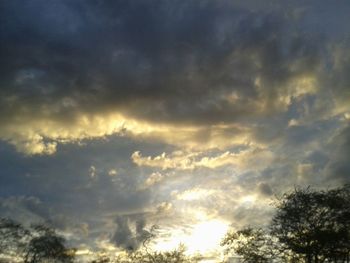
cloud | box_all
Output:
[156,202,173,214]
[132,147,274,171]
[111,216,150,251]
[324,123,350,183]
[257,182,273,197]
[108,169,118,176]
[0,195,81,235]
[144,172,164,187]
[0,196,48,223]
[0,0,332,155]
[89,165,96,178]
[1,1,350,259]
[175,188,216,201]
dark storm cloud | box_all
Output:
[0,0,339,154]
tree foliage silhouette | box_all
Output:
[0,219,75,263]
[0,218,30,257]
[271,186,350,263]
[222,185,350,263]
[90,244,200,263]
[221,227,278,263]
[24,224,75,263]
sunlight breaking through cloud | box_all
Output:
[1,0,350,261]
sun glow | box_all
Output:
[154,219,229,256]
[240,195,256,204]
[186,220,229,254]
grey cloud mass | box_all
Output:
[112,216,150,251]
[0,0,344,153]
[1,0,350,259]
[3,6,317,120]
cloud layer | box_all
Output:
[1,0,350,259]
[1,0,349,155]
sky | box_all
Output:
[1,0,350,261]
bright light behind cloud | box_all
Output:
[2,1,350,262]
[154,219,229,256]
[240,195,257,204]
[176,189,215,201]
[186,220,229,254]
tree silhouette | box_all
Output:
[222,185,350,263]
[0,219,75,263]
[90,245,200,263]
[321,185,350,262]
[0,218,30,259]
[221,227,278,263]
[270,186,350,263]
[24,224,75,263]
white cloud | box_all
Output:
[144,172,164,187]
[108,169,118,176]
[89,166,96,178]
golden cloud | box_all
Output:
[0,68,329,156]
[132,147,275,171]
[0,110,255,155]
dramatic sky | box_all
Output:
[1,0,350,261]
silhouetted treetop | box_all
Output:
[222,184,350,263]
[0,219,75,263]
